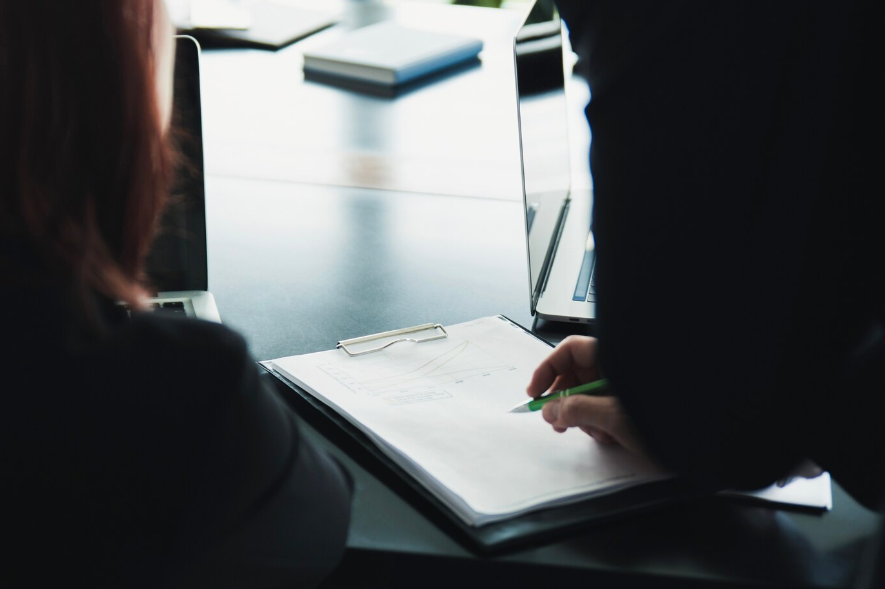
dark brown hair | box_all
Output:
[1,0,173,308]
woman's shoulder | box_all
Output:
[117,314,254,394]
[2,289,251,380]
[125,313,247,358]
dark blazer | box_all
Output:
[2,282,352,588]
[554,0,884,506]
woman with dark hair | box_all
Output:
[1,2,351,587]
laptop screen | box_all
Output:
[143,35,208,293]
[513,1,571,312]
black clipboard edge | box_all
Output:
[498,314,555,348]
[258,318,696,555]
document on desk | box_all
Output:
[270,316,669,527]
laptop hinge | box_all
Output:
[532,197,570,311]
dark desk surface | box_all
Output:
[198,3,880,587]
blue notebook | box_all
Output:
[302,21,483,87]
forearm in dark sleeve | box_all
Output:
[175,338,352,587]
[186,398,353,589]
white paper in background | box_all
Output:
[167,0,253,30]
[272,316,668,526]
[721,472,833,510]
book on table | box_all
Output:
[302,21,483,87]
[171,0,339,50]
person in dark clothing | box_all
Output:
[526,0,883,572]
[1,1,351,587]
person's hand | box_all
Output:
[526,336,647,456]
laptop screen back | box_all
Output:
[144,36,208,293]
[513,1,571,312]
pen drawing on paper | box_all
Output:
[319,339,515,405]
[271,317,672,525]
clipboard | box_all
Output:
[335,323,449,357]
[259,316,688,555]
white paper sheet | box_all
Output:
[720,472,832,511]
[271,316,668,526]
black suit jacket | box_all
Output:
[555,0,884,507]
[2,282,351,588]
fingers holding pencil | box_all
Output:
[526,335,599,399]
[527,335,650,458]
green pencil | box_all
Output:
[509,378,611,413]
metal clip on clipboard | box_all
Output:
[336,323,448,357]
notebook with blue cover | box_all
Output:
[302,21,483,87]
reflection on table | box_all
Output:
[197,0,591,199]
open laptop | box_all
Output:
[139,35,221,322]
[514,2,595,324]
